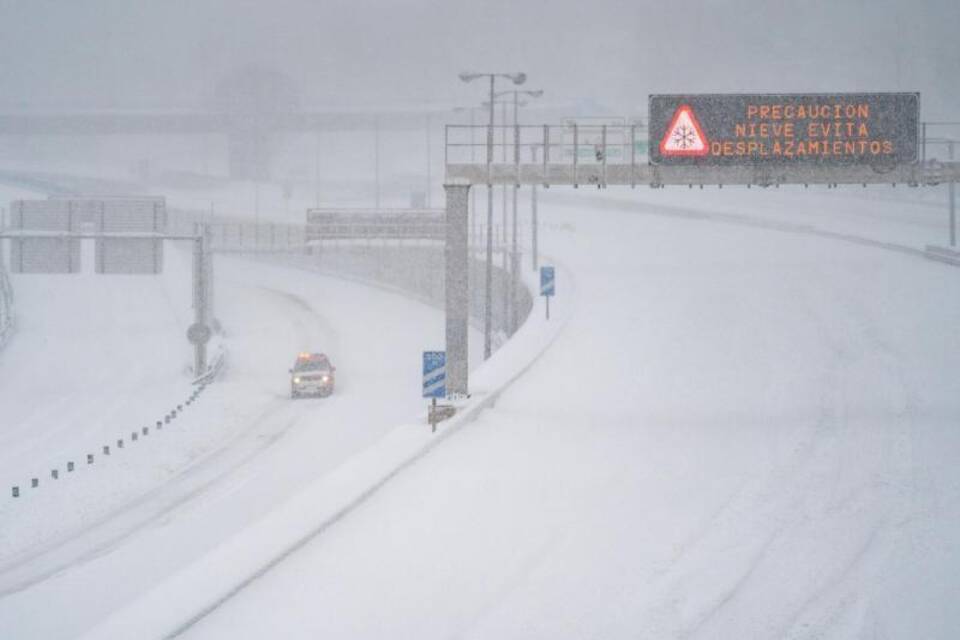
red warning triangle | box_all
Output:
[659,104,709,157]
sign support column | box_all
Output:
[531,145,539,272]
[191,230,208,377]
[950,140,956,247]
[444,182,470,397]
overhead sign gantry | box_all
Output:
[442,92,960,398]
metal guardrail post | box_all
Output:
[192,232,207,376]
[514,123,521,186]
[950,140,956,247]
[573,123,579,187]
[543,125,549,184]
[601,125,608,187]
[922,121,927,164]
[630,124,637,188]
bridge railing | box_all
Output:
[445,124,648,169]
[445,124,960,187]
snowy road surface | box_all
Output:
[0,249,479,638]
[1,183,958,639]
[172,189,960,639]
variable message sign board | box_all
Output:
[649,93,919,168]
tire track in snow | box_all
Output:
[770,284,921,639]
[162,261,575,639]
[628,270,906,638]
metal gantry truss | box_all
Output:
[445,124,960,188]
[0,229,212,376]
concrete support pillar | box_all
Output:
[444,183,471,397]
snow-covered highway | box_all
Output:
[0,241,479,638]
[162,189,959,639]
[1,183,958,639]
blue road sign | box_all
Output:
[540,266,555,297]
[422,351,446,399]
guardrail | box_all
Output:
[925,244,960,266]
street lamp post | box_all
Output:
[495,88,543,334]
[483,97,528,337]
[531,144,539,271]
[375,114,381,209]
[314,129,321,208]
[426,110,432,208]
[459,71,526,360]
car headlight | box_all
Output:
[293,377,301,383]
[321,375,330,383]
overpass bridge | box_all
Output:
[0,109,437,180]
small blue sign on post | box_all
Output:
[540,266,555,296]
[540,266,555,320]
[422,351,446,399]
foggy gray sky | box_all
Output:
[1,0,958,118]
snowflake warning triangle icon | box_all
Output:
[660,104,709,156]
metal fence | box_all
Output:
[306,208,446,241]
[446,124,648,169]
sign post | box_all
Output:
[422,351,446,432]
[950,140,956,247]
[540,266,555,320]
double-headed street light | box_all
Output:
[494,88,543,334]
[482,97,527,321]
[459,71,526,360]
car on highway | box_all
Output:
[289,352,336,398]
